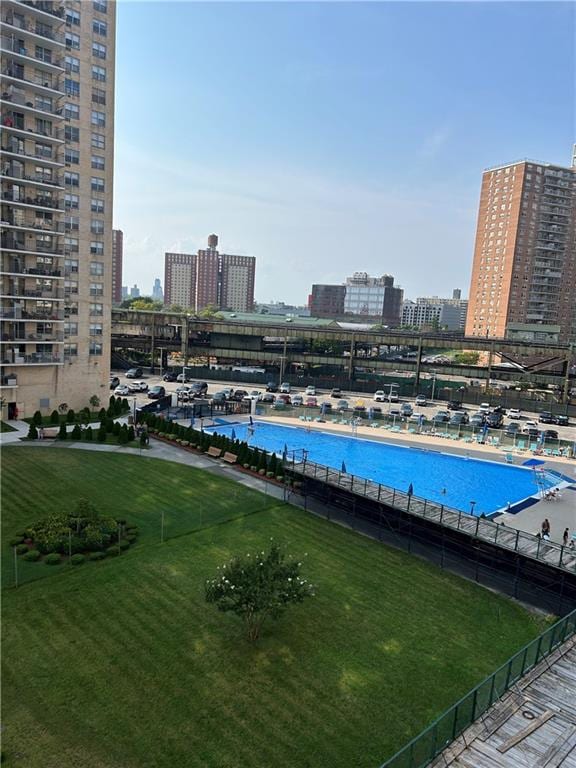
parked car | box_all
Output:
[538,411,557,424]
[211,391,227,403]
[243,391,260,402]
[432,413,448,425]
[373,390,387,402]
[478,403,491,414]
[336,399,349,411]
[279,382,291,393]
[258,392,275,404]
[320,401,332,412]
[447,400,463,411]
[125,367,143,378]
[292,395,304,407]
[556,415,569,427]
[486,413,503,428]
[305,397,318,408]
[504,423,521,437]
[176,386,191,402]
[414,394,428,407]
[470,414,485,428]
[409,413,426,424]
[109,376,120,389]
[522,420,539,433]
[388,392,399,403]
[305,385,316,396]
[388,408,403,419]
[508,408,522,419]
[221,387,234,398]
[542,429,559,440]
[231,389,248,402]
[128,381,148,393]
[176,372,193,383]
[331,388,343,399]
[148,385,166,399]
[276,393,291,405]
[400,403,413,417]
[115,385,130,396]
[449,413,467,426]
[526,428,540,440]
[190,382,208,398]
[492,406,507,416]
[266,381,278,392]
[434,410,450,422]
[162,371,177,382]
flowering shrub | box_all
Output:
[205,543,315,642]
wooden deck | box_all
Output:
[430,637,576,767]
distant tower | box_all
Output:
[208,234,219,250]
[152,278,164,302]
[452,289,461,300]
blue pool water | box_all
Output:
[208,421,557,516]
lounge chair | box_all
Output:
[504,453,514,464]
[370,423,380,429]
[529,442,538,452]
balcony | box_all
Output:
[0,239,64,256]
[0,35,63,70]
[1,192,64,210]
[8,1,65,21]
[0,261,62,277]
[0,348,63,365]
[1,330,64,342]
[1,67,62,96]
[1,114,64,143]
[0,167,63,188]
[1,14,65,45]
[0,374,18,388]
[0,307,64,321]
[0,218,65,235]
[0,90,62,117]
[0,144,63,167]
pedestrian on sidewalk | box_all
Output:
[563,528,569,547]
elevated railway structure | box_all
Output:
[111,309,576,401]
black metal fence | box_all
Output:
[378,608,576,767]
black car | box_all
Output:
[148,385,166,399]
[504,423,520,437]
[162,371,177,382]
[330,388,343,399]
[190,381,208,397]
[109,376,120,389]
[470,414,485,427]
[125,367,143,378]
[492,406,507,416]
[449,413,467,425]
[556,415,569,427]
[258,392,275,403]
[542,429,559,440]
[538,411,557,424]
[266,382,278,392]
[231,389,248,402]
[447,400,463,411]
[526,428,540,439]
[486,413,503,428]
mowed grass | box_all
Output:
[2,449,547,768]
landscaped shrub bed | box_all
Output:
[14,498,138,566]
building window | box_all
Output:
[89,323,103,336]
[92,88,106,105]
[64,343,78,357]
[91,110,106,127]
[65,215,79,231]
[66,9,81,26]
[91,177,105,192]
[65,148,80,165]
[65,279,78,294]
[64,258,79,273]
[35,141,52,158]
[64,78,80,97]
[65,56,80,74]
[65,302,78,316]
[90,283,104,296]
[90,241,104,255]
[93,20,107,36]
[89,341,103,355]
[91,155,105,170]
[64,237,79,253]
[65,32,80,50]
[92,42,107,59]
[91,132,105,149]
[90,261,104,276]
[91,219,105,234]
[64,194,79,210]
[64,125,79,142]
[92,65,106,82]
[35,95,53,112]
[35,45,53,64]
[93,0,108,12]
[64,321,78,336]
[64,103,79,120]
[91,198,105,213]
[90,302,104,316]
[64,171,79,187]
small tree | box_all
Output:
[98,407,107,423]
[58,422,67,440]
[67,408,76,424]
[32,410,43,426]
[71,424,82,440]
[205,543,315,642]
[89,395,100,412]
[27,423,38,440]
[50,410,60,425]
[84,426,93,441]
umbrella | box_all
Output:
[231,428,236,441]
[341,461,347,473]
[407,483,414,496]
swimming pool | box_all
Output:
[208,421,557,516]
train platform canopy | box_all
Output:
[218,312,339,328]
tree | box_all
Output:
[89,395,100,411]
[205,543,315,642]
[27,423,38,440]
[58,422,67,440]
[199,304,224,319]
[167,304,184,313]
[50,410,60,425]
[120,296,163,311]
[67,408,76,424]
[32,410,43,426]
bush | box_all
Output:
[113,420,121,436]
[22,549,41,562]
[28,423,39,440]
[105,417,115,434]
[44,553,62,565]
[67,409,75,424]
[84,426,93,441]
[125,533,137,543]
[16,544,29,555]
[119,539,131,550]
[58,422,67,440]
[97,427,107,442]
[243,463,250,469]
[276,475,284,482]
[89,551,107,561]
[98,407,107,422]
[127,425,135,442]
[71,424,82,440]
[9,536,24,546]
[70,554,85,566]
[258,469,266,475]
[266,471,274,478]
[32,410,43,426]
[106,546,120,557]
[50,409,60,425]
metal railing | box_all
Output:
[379,609,576,767]
[288,454,576,575]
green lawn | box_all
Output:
[2,448,547,768]
[0,420,17,433]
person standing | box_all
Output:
[563,528,569,547]
[541,519,551,537]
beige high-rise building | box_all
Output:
[465,157,576,342]
[1,0,115,418]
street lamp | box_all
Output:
[431,371,437,401]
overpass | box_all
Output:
[111,309,576,400]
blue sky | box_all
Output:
[114,1,575,304]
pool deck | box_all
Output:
[248,414,576,548]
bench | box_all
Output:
[222,452,238,464]
[207,446,223,458]
[42,428,59,438]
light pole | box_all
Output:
[431,371,437,402]
[132,397,137,425]
[470,500,476,516]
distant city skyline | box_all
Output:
[114,1,574,304]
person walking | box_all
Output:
[541,518,551,537]
[563,528,569,547]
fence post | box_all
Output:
[452,704,459,740]
[378,485,381,503]
[471,689,478,720]
[515,529,520,552]
[475,517,480,537]
[440,505,444,524]
[364,478,368,495]
[423,499,427,517]
[392,489,396,506]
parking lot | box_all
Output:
[111,369,576,445]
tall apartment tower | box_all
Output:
[111,228,122,304]
[1,0,116,417]
[164,235,255,312]
[465,158,576,342]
